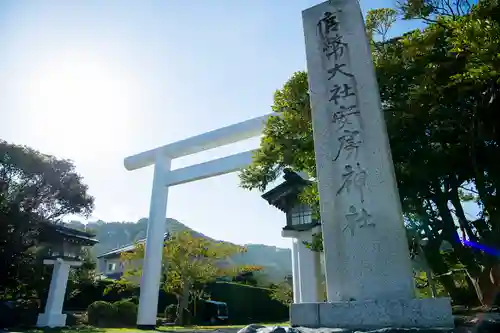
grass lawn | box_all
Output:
[20,322,290,333]
[157,322,289,330]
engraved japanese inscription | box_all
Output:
[332,105,360,130]
[317,11,347,61]
[329,83,355,104]
[327,64,353,79]
[336,163,367,203]
[343,205,374,237]
[333,129,362,161]
[317,9,374,236]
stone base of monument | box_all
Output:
[290,298,454,330]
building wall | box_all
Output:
[98,257,107,275]
[98,255,143,283]
[100,257,124,275]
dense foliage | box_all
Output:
[240,0,500,306]
[66,278,288,324]
[122,231,262,324]
[87,301,116,327]
[0,140,94,299]
[270,281,293,306]
[114,300,138,327]
[164,304,177,323]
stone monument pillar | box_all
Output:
[293,0,454,329]
[37,259,82,328]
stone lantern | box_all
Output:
[36,222,98,328]
[262,169,323,303]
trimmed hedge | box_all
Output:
[164,304,177,323]
[86,300,138,327]
[114,300,138,326]
[65,279,176,313]
[205,282,289,324]
[70,280,288,324]
[87,301,116,327]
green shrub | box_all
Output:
[164,304,177,323]
[114,300,138,327]
[0,300,38,328]
[75,281,287,324]
[127,296,139,304]
[65,279,176,314]
[87,301,116,327]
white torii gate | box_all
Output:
[125,112,316,328]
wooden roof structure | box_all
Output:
[261,169,311,212]
[38,221,99,247]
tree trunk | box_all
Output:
[474,263,500,307]
[423,242,463,302]
[175,296,182,325]
[442,192,500,307]
[449,181,478,243]
[425,266,437,298]
[175,282,191,325]
[432,188,484,305]
[472,157,500,242]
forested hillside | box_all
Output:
[66,218,292,283]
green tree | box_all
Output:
[396,0,474,21]
[67,248,98,300]
[240,2,500,306]
[71,248,97,284]
[122,231,261,325]
[365,8,398,42]
[379,1,500,305]
[0,140,94,298]
[269,281,293,307]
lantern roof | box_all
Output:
[261,169,311,212]
[39,221,99,247]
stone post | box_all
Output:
[291,238,302,303]
[137,155,171,328]
[298,234,320,303]
[37,259,81,328]
[315,251,324,301]
[292,0,454,329]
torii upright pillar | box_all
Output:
[124,113,276,328]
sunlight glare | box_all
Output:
[25,50,137,157]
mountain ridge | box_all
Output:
[66,218,292,284]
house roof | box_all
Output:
[97,232,169,259]
[261,169,311,212]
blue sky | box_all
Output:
[0,0,424,249]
